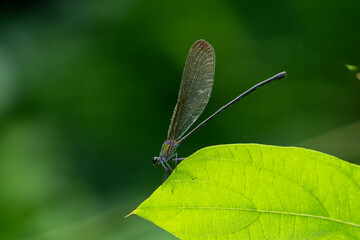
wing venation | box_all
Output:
[167,40,215,141]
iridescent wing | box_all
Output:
[167,40,215,141]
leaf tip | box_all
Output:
[124,209,137,218]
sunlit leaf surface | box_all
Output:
[133,144,360,239]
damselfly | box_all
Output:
[153,39,286,180]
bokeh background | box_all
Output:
[0,0,359,239]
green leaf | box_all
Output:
[345,64,358,72]
[132,144,360,239]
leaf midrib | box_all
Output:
[137,206,360,228]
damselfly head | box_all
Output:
[153,157,160,167]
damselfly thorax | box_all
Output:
[153,140,178,171]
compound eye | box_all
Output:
[153,157,158,166]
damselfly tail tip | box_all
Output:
[269,71,287,82]
[278,71,287,79]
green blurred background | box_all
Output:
[0,0,359,239]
